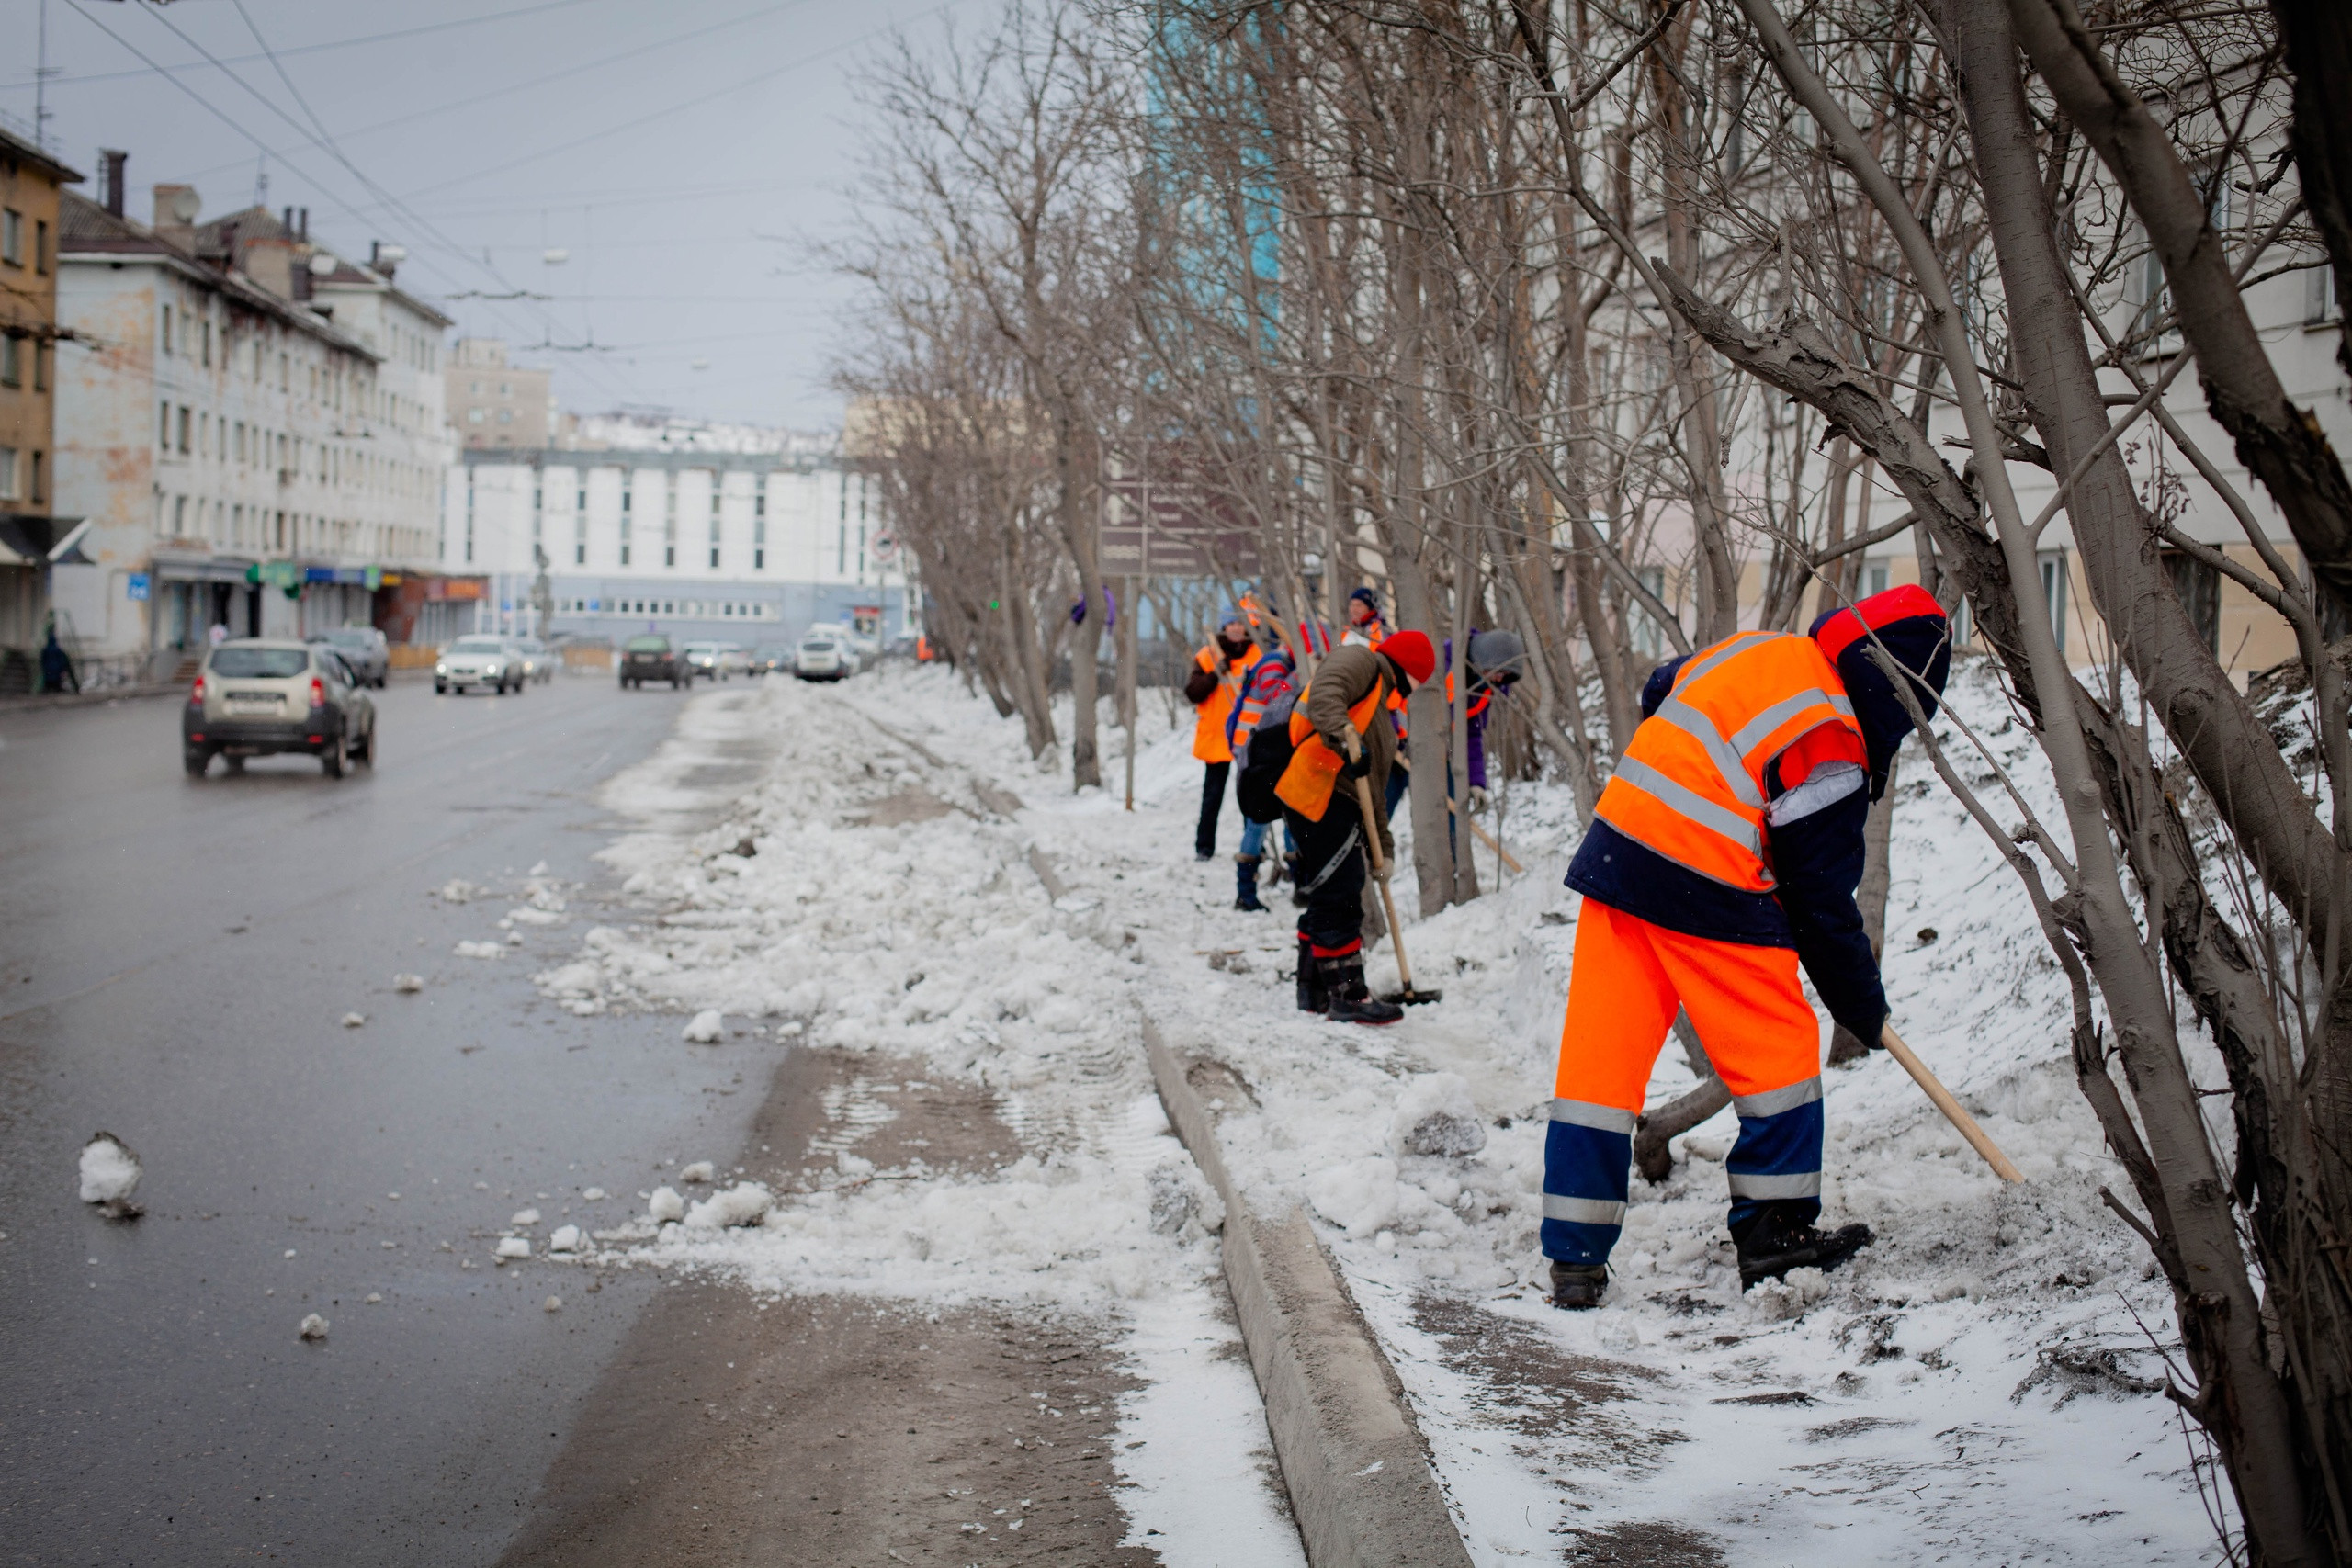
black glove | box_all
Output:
[1337,746,1370,782]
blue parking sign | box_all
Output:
[127,573,151,602]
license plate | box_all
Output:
[229,697,278,711]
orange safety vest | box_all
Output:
[1591,630,1861,892]
[1275,677,1389,820]
[1192,643,1262,763]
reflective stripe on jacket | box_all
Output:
[1276,679,1386,820]
[1191,642,1261,762]
[1589,630,1860,893]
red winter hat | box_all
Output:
[1375,629,1436,686]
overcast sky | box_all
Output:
[0,0,963,429]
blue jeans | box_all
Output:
[1238,817,1288,859]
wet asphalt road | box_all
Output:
[0,672,780,1565]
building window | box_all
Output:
[0,334,18,388]
[0,446,16,501]
[31,339,44,391]
[1865,563,1889,597]
[202,320,213,367]
[34,219,49,275]
[28,450,41,503]
[161,303,173,354]
[159,402,170,448]
[2162,547,2222,656]
[2038,548,2069,654]
[177,406,192,454]
[0,209,20,267]
[174,495,187,534]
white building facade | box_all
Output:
[445,446,916,649]
[51,174,453,676]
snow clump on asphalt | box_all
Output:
[645,1186,685,1224]
[393,973,424,993]
[298,1314,328,1340]
[493,1236,532,1260]
[453,941,503,960]
[677,1160,715,1183]
[77,1132,141,1206]
[684,1182,773,1230]
[681,1009,724,1043]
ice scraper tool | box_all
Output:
[1882,1023,2024,1183]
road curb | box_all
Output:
[1143,1018,1473,1568]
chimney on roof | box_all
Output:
[100,150,126,217]
[369,240,404,281]
[298,208,309,241]
[282,205,294,233]
[153,184,200,247]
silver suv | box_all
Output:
[309,626,390,687]
[183,639,377,778]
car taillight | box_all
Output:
[309,677,326,708]
[190,674,205,703]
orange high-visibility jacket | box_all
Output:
[1275,678,1388,820]
[1191,642,1262,763]
[1591,630,1862,892]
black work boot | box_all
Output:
[1235,855,1267,912]
[1732,1204,1874,1291]
[1549,1261,1609,1310]
[1286,853,1308,907]
[1295,939,1328,1012]
[1320,955,1403,1026]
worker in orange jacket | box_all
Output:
[1544,587,1951,1308]
[1182,606,1262,861]
[1275,629,1436,1025]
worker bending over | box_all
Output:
[1275,630,1436,1025]
[1544,587,1951,1308]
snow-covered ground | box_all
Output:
[536,661,2223,1565]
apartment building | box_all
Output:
[0,124,84,674]
[446,337,552,450]
[51,155,456,674]
[444,438,913,649]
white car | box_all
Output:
[681,641,725,681]
[716,644,752,678]
[794,635,848,682]
[511,637,557,683]
[435,636,526,694]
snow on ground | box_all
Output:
[537,662,2222,1565]
[537,682,1304,1564]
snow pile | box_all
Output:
[683,1182,773,1230]
[645,1186,685,1224]
[808,660,2218,1563]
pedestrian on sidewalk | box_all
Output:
[1226,627,1298,911]
[1273,629,1436,1025]
[1542,587,1952,1309]
[1182,607,1262,862]
[39,625,79,695]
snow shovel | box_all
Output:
[1881,1023,2025,1183]
[1351,770,1442,1005]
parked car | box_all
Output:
[435,635,526,694]
[620,635,684,690]
[751,644,792,675]
[716,644,752,679]
[795,634,849,682]
[307,626,389,688]
[681,641,725,681]
[511,637,557,683]
[184,639,377,778]
[805,622,863,673]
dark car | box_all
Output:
[184,639,378,778]
[751,644,792,675]
[620,635,684,690]
[307,626,390,687]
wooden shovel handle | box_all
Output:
[1881,1024,2025,1183]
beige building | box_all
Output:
[447,338,552,450]
[0,126,85,679]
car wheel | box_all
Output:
[183,747,209,777]
[435,681,447,694]
[322,732,346,779]
[356,724,376,767]
[512,676,526,696]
